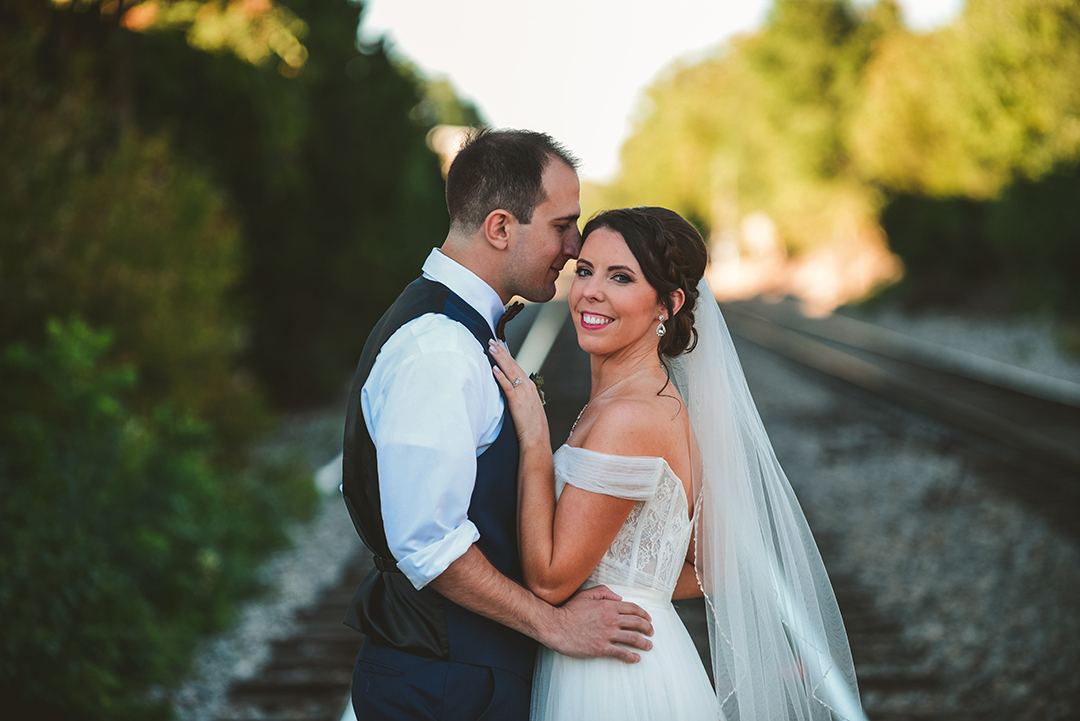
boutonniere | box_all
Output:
[530,373,546,406]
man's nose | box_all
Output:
[565,227,582,258]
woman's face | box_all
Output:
[569,227,665,359]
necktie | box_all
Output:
[495,301,524,342]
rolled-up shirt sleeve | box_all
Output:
[360,314,503,590]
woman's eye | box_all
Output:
[612,273,631,283]
[575,267,592,278]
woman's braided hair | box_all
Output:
[581,207,708,364]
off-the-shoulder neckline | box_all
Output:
[558,443,670,465]
[557,444,689,485]
[556,444,695,518]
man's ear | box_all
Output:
[482,209,515,251]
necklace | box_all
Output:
[568,403,588,439]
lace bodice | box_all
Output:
[553,445,694,598]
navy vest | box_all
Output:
[341,277,537,681]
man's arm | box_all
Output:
[368,318,653,660]
[429,545,653,663]
[363,321,489,590]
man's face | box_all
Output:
[506,161,581,303]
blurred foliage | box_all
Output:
[0,319,316,719]
[611,0,891,252]
[0,3,266,445]
[1,0,464,717]
[868,0,1080,315]
[855,0,1080,198]
[883,162,1080,315]
[7,0,463,409]
[130,0,459,406]
[611,0,1080,317]
[415,76,483,128]
[119,0,310,71]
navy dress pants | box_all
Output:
[352,638,531,720]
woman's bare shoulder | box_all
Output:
[583,394,684,459]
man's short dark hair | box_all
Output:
[446,128,579,232]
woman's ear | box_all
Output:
[482,209,515,251]
[669,288,686,317]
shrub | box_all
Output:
[0,319,316,719]
[880,162,1080,317]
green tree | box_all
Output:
[132,0,466,406]
[853,0,1080,198]
[0,1,265,442]
[613,0,890,252]
[860,0,1080,314]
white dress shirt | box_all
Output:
[360,249,508,591]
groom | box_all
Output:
[341,129,654,720]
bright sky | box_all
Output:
[361,0,964,182]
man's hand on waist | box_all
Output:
[539,584,654,664]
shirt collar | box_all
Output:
[421,248,506,336]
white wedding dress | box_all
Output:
[530,444,719,721]
[530,278,863,721]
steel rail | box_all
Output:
[722,301,1080,474]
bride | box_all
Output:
[488,207,863,721]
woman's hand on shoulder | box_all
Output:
[487,339,549,448]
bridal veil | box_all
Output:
[669,278,865,721]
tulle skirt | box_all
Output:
[531,585,720,720]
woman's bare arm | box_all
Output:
[488,343,650,605]
[672,561,703,600]
[492,372,637,603]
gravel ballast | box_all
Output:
[170,407,360,721]
[736,306,1080,719]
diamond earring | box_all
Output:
[656,314,667,337]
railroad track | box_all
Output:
[214,552,371,721]
[717,297,1080,720]
[722,298,1080,475]
[211,296,1079,721]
